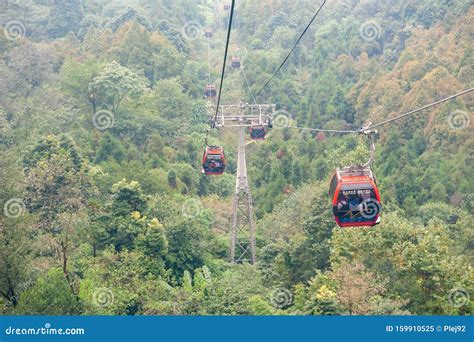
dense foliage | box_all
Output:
[0,0,472,316]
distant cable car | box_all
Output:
[205,83,217,98]
[202,146,226,175]
[224,3,230,11]
[250,125,266,140]
[231,56,241,68]
[329,166,381,227]
[204,28,213,38]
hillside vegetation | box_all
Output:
[0,0,473,315]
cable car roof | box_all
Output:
[336,166,374,179]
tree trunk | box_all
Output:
[60,243,77,299]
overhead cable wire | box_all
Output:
[367,87,474,130]
[212,0,236,128]
[274,88,473,135]
[254,0,327,98]
[283,125,357,134]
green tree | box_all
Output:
[89,61,145,112]
[97,180,150,251]
[16,268,81,315]
[165,217,214,281]
[0,152,33,309]
[79,249,170,315]
[135,218,168,258]
[153,78,193,120]
[94,132,126,163]
[46,0,84,39]
[330,214,473,315]
[167,170,177,188]
[23,135,92,297]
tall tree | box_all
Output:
[46,0,85,39]
[5,43,57,98]
[23,135,92,297]
[89,61,145,112]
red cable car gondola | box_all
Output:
[205,83,217,99]
[329,166,381,227]
[204,28,213,38]
[231,56,241,68]
[329,128,381,227]
[250,125,266,140]
[202,145,226,175]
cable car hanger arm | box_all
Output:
[357,122,377,169]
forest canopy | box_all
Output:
[0,0,472,316]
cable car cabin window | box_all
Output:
[206,154,222,160]
[205,29,213,38]
[333,184,380,226]
[205,84,217,98]
[231,57,241,68]
[250,126,266,140]
[203,154,225,174]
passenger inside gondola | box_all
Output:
[231,56,241,68]
[250,126,266,140]
[334,188,379,224]
[202,154,225,174]
[205,28,213,38]
[205,84,217,98]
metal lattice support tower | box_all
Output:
[230,126,256,264]
[210,102,275,264]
